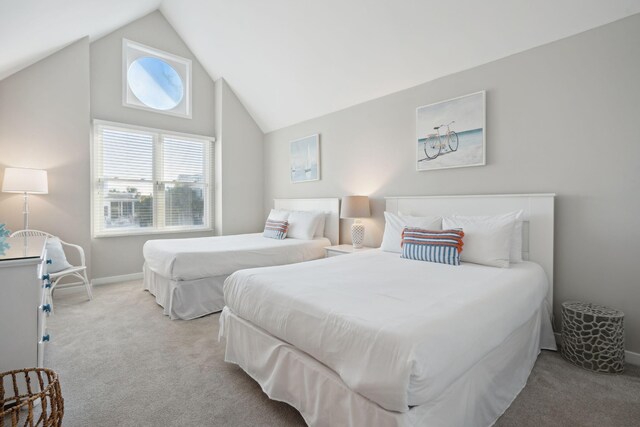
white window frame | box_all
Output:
[91,119,215,238]
[122,39,192,118]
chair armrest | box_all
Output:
[59,241,86,267]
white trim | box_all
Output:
[92,272,144,286]
[52,281,88,293]
[385,193,556,199]
[626,350,640,366]
[93,227,213,239]
[122,39,193,119]
[554,332,640,366]
[92,119,215,142]
[416,90,486,172]
[53,272,143,293]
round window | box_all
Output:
[127,57,184,111]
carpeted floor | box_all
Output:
[46,281,640,427]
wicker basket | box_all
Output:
[1,368,63,427]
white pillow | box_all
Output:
[46,238,73,273]
[287,210,323,240]
[381,212,442,253]
[314,212,326,237]
[443,212,518,268]
[444,211,523,262]
[510,211,524,262]
[267,209,290,221]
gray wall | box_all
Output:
[1,10,264,281]
[264,15,640,353]
[0,38,92,272]
[214,78,265,236]
[89,11,217,279]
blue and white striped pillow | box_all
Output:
[401,228,464,266]
[263,219,289,239]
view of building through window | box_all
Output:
[93,121,211,236]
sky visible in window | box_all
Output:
[163,138,205,182]
[128,57,184,110]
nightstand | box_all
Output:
[561,301,625,373]
[324,244,375,258]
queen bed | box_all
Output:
[143,198,339,320]
[219,194,557,426]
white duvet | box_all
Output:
[143,233,330,280]
[223,250,552,412]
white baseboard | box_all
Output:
[553,332,639,366]
[51,272,143,295]
[626,350,640,366]
[92,272,143,286]
[52,281,86,294]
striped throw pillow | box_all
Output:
[401,228,464,266]
[263,219,289,239]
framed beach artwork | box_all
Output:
[290,134,320,183]
[416,91,486,171]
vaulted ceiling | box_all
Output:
[2,1,639,132]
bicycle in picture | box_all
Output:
[419,120,459,161]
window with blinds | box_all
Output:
[92,120,213,237]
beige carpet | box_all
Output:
[46,281,640,427]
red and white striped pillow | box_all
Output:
[263,219,289,239]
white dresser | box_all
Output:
[0,236,50,388]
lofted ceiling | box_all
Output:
[2,1,639,132]
[0,0,161,80]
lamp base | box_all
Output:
[351,221,365,249]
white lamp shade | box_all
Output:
[2,168,48,194]
[340,195,370,219]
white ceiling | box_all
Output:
[0,0,161,80]
[2,1,639,132]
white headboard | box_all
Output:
[386,193,555,307]
[274,198,340,245]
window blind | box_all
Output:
[92,121,212,237]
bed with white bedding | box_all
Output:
[144,233,330,281]
[143,198,339,320]
[219,194,557,426]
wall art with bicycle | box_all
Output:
[416,91,485,171]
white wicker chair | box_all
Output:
[10,230,92,301]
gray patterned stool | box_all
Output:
[561,301,625,373]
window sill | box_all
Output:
[93,227,213,239]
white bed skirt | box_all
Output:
[143,263,228,320]
[219,305,556,427]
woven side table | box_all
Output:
[561,301,625,373]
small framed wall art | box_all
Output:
[290,134,320,183]
[416,91,486,171]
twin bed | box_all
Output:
[144,194,557,426]
[142,198,339,319]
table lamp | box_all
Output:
[2,167,48,230]
[340,195,370,249]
